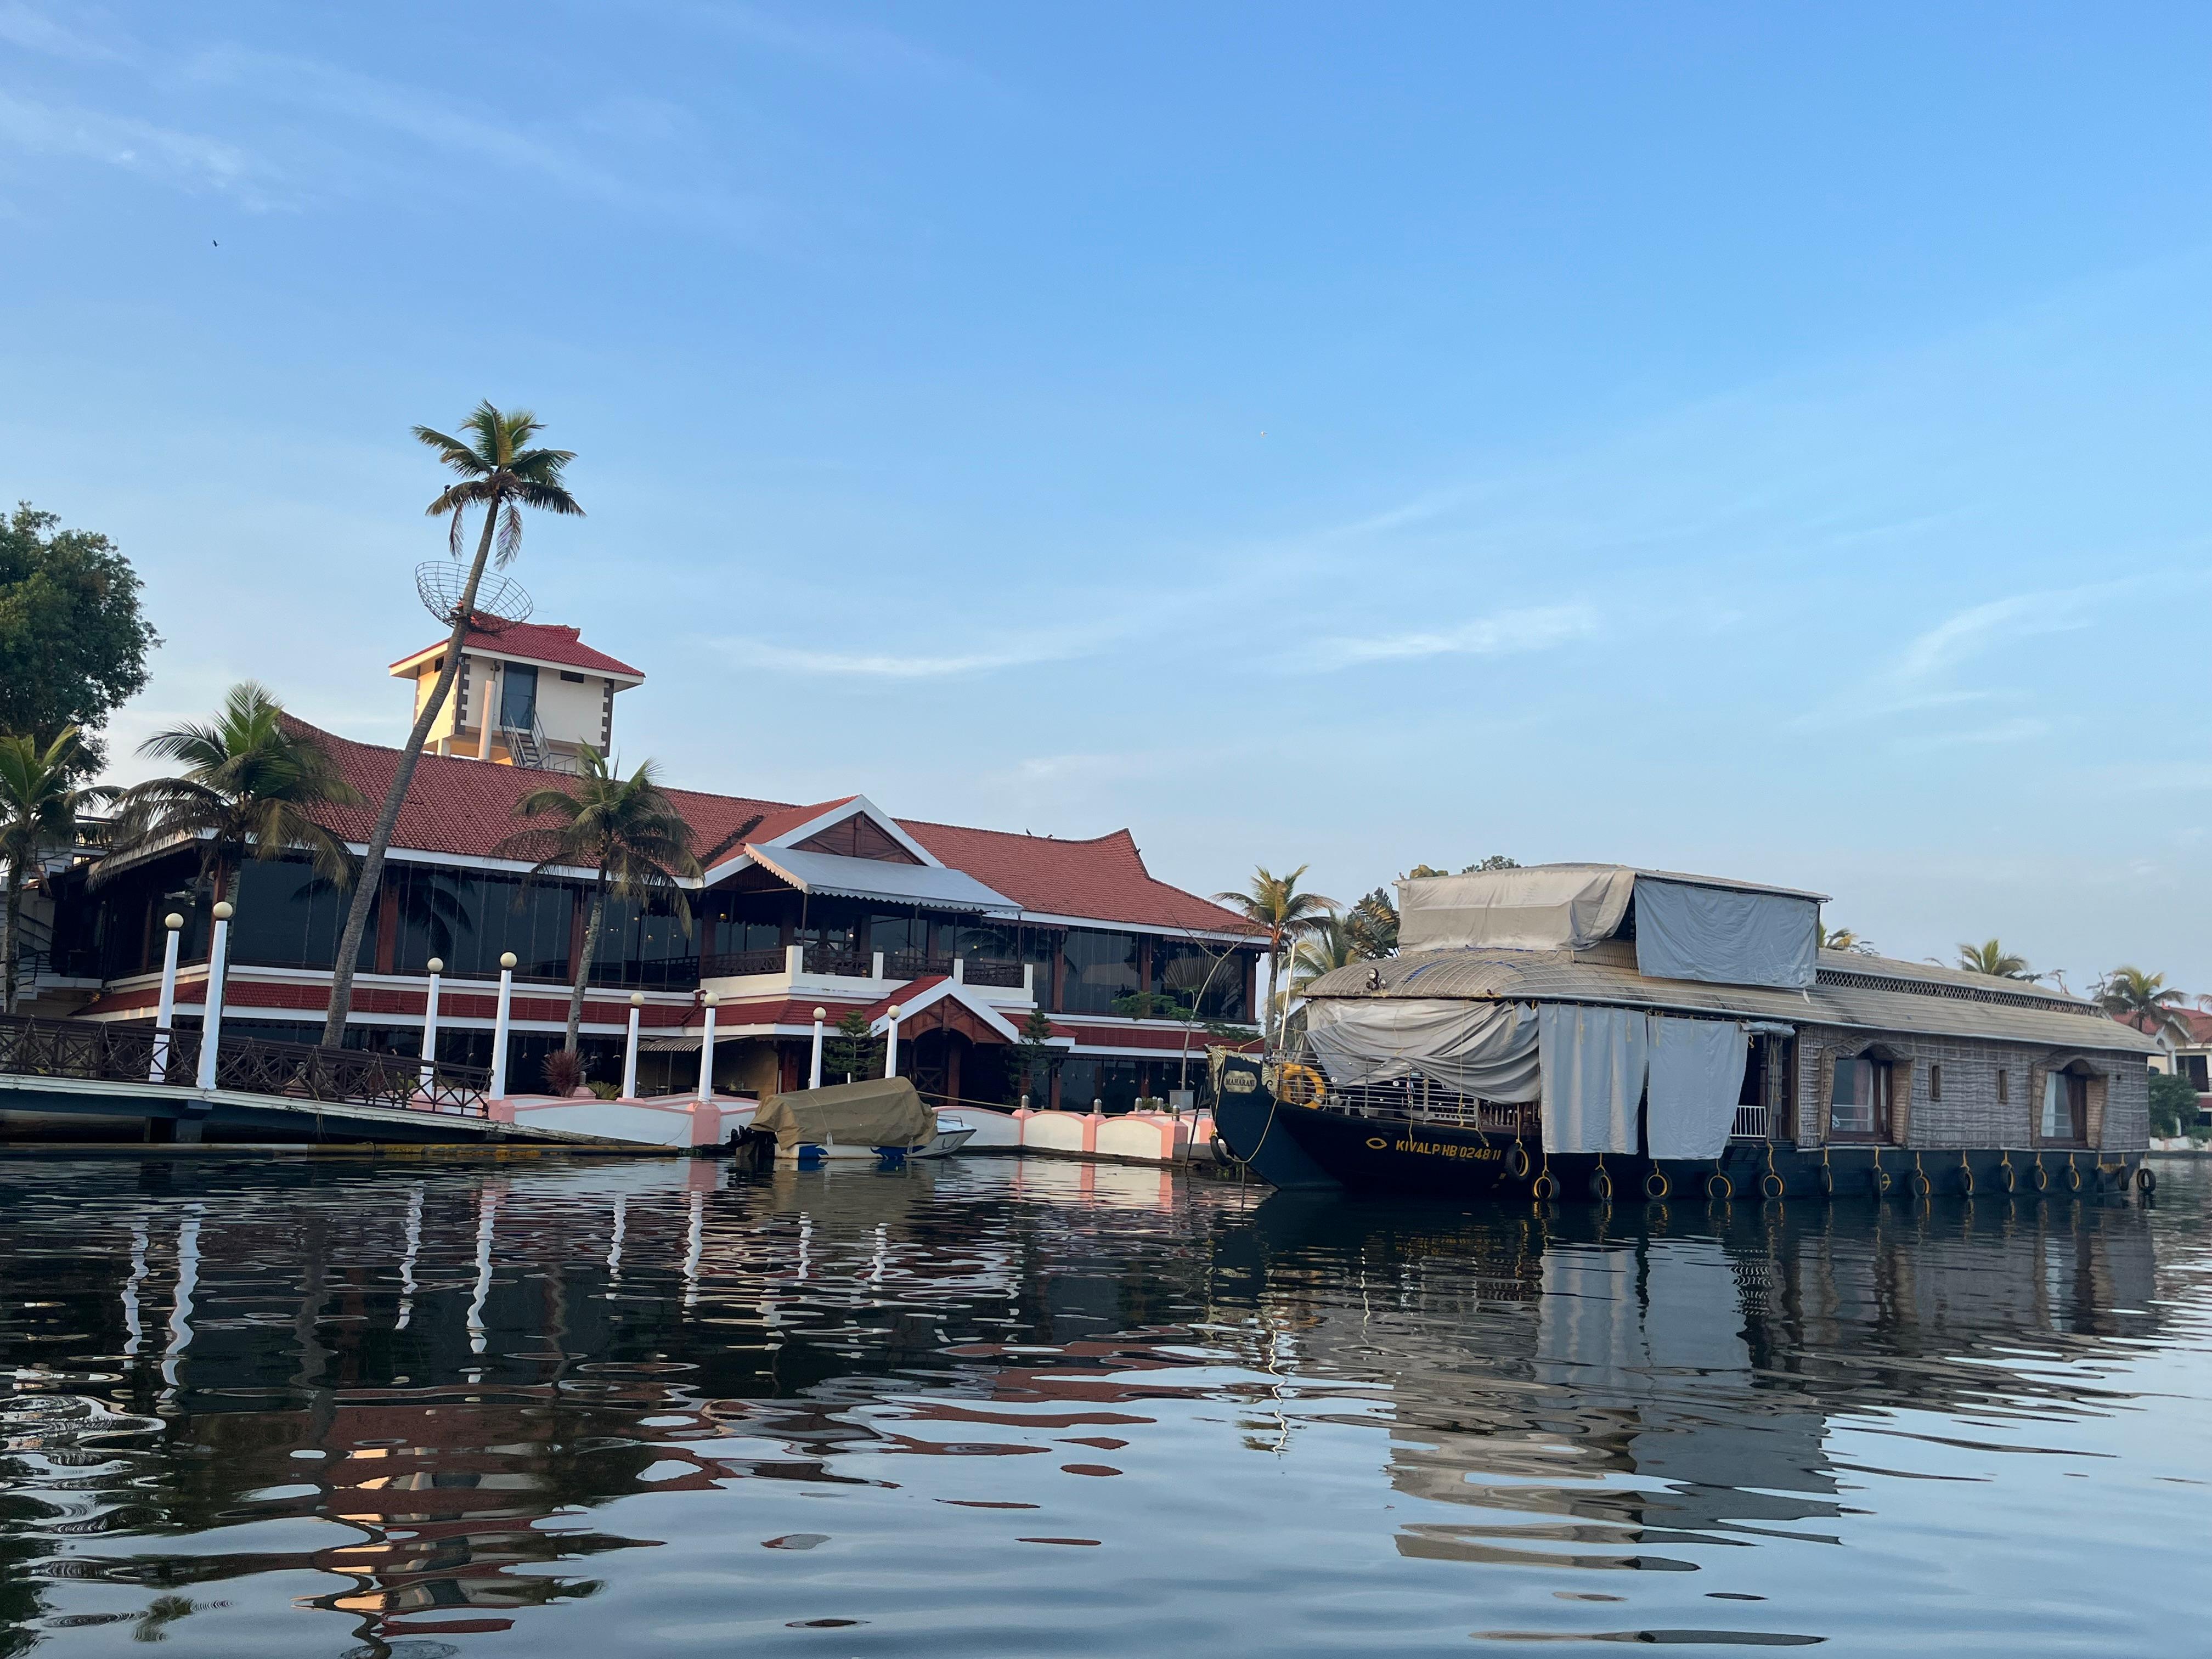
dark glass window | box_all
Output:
[591,892,696,988]
[499,662,539,730]
[1150,939,1251,1022]
[387,867,571,980]
[227,857,373,972]
[1061,929,1140,1015]
[1058,1057,1142,1114]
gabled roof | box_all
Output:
[390,623,645,682]
[280,719,1254,938]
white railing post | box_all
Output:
[872,950,885,980]
[193,902,232,1091]
[786,943,804,977]
[417,957,443,1087]
[952,956,965,984]
[149,912,183,1082]
[696,991,719,1103]
[488,951,516,1098]
[622,991,643,1099]
[809,1005,826,1090]
[884,1003,902,1078]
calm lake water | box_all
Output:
[1,1155,2206,1657]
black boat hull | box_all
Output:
[1210,1058,2147,1202]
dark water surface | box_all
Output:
[1,1155,2206,1657]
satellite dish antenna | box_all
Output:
[415,562,533,634]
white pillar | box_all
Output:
[809,1005,826,1090]
[194,902,232,1091]
[872,950,885,980]
[477,658,499,760]
[488,951,516,1098]
[696,991,719,1103]
[417,957,444,1086]
[622,991,644,1099]
[149,912,183,1082]
[884,1003,902,1079]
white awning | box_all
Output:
[735,845,1020,916]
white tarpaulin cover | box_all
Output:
[1632,878,1816,989]
[1398,865,1637,952]
[1304,997,1540,1101]
[1537,1003,1649,1154]
[1646,1015,1750,1160]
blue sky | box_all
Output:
[4,3,2211,990]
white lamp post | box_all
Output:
[489,951,516,1098]
[884,1003,902,1079]
[149,912,183,1083]
[194,901,233,1091]
[809,1005,826,1090]
[622,991,644,1099]
[418,957,444,1087]
[696,991,719,1104]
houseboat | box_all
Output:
[1212,864,2157,1200]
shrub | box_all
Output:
[2149,1070,2202,1137]
[540,1048,585,1096]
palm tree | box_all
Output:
[1211,864,1339,1049]
[1291,915,1361,992]
[493,747,704,1057]
[1957,938,2034,980]
[104,683,359,904]
[320,403,584,1047]
[1818,922,1876,955]
[0,726,114,1014]
[2096,966,2193,1040]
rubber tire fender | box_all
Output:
[2030,1164,2050,1192]
[1507,1143,1532,1180]
[1706,1171,1734,1201]
[1870,1167,1892,1198]
[1818,1164,1836,1198]
[1588,1167,1614,1203]
[2137,1165,2157,1194]
[1996,1163,2017,1193]
[1644,1169,1671,1200]
[1210,1134,1235,1166]
[1760,1171,1786,1200]
[1908,1170,1932,1199]
[1956,1165,1974,1197]
[2063,1163,2084,1193]
[1531,1172,1558,1200]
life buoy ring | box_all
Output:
[1508,1143,1532,1180]
[2137,1165,2157,1194]
[2063,1161,2084,1193]
[1707,1171,1734,1200]
[1589,1167,1614,1203]
[1645,1169,1671,1200]
[1532,1171,1558,1200]
[1276,1063,1327,1108]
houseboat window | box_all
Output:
[1997,1068,2010,1104]
[1829,1052,1889,1139]
[2041,1070,2087,1144]
[1928,1062,1942,1102]
[498,662,538,730]
[1061,929,1142,1015]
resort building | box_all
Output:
[24,623,1261,1106]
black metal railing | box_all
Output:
[699,947,788,979]
[963,958,1026,989]
[693,945,1028,987]
[0,1012,489,1118]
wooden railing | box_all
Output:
[0,1012,489,1118]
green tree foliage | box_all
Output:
[1291,915,1361,990]
[1345,887,1398,957]
[1957,938,2034,979]
[1011,1006,1063,1103]
[0,503,160,771]
[1818,922,1877,955]
[322,404,584,1046]
[0,726,115,1013]
[2096,965,2191,1037]
[1211,864,1340,1048]
[2149,1070,2202,1138]
[824,1008,882,1084]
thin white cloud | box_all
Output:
[1895,716,2051,753]
[741,639,1082,678]
[0,2,124,60]
[0,91,279,204]
[1296,605,1598,672]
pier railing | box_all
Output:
[0,1013,489,1118]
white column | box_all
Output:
[871,950,885,980]
[193,901,232,1091]
[696,991,719,1103]
[622,991,644,1099]
[477,658,500,759]
[149,912,184,1082]
[884,1003,902,1079]
[809,1006,826,1090]
[488,951,516,1098]
[417,957,444,1086]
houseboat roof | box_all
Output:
[289,719,1256,938]
[1303,945,2162,1055]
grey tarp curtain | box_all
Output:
[1303,997,1540,1101]
[1537,1004,1649,1154]
[1646,1014,1750,1159]
[1632,878,1816,989]
[1398,865,1637,953]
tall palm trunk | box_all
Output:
[2,861,22,1015]
[320,499,504,1048]
[567,869,607,1053]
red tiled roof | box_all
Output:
[287,721,1255,938]
[391,622,644,680]
[2117,1006,2212,1043]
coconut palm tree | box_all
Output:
[320,404,584,1048]
[493,747,706,1057]
[1957,938,2034,980]
[1212,864,1339,1048]
[1818,922,1876,955]
[1291,915,1362,992]
[2096,966,2193,1040]
[103,683,359,903]
[0,726,115,1014]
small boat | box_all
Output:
[1212,864,2158,1202]
[750,1076,943,1166]
[916,1114,977,1159]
